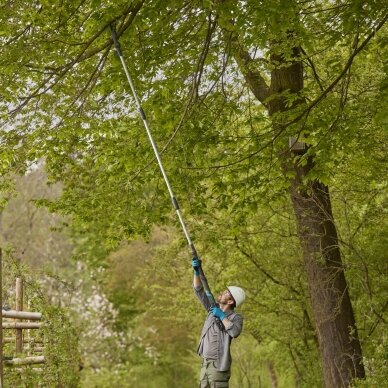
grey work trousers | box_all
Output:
[199,358,231,388]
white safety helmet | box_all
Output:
[227,286,246,308]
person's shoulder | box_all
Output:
[228,311,243,320]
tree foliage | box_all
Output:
[0,1,386,241]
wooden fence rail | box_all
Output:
[3,356,45,366]
[3,338,44,344]
[2,311,42,321]
[2,323,44,330]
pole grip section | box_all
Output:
[198,266,224,329]
[190,244,198,258]
[172,197,180,210]
[139,107,147,121]
[198,267,217,307]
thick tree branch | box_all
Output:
[229,33,271,106]
[214,0,270,105]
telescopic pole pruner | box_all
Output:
[109,24,218,309]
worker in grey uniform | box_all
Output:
[192,258,245,388]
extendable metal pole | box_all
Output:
[110,25,217,308]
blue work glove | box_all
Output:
[210,306,226,321]
[191,258,202,275]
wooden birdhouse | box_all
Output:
[289,137,306,153]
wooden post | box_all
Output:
[0,249,3,388]
[27,297,30,356]
[15,278,23,354]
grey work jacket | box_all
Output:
[194,284,243,371]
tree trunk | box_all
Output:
[267,49,365,387]
[227,11,365,385]
[290,163,365,387]
[267,361,278,388]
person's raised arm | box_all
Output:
[192,258,212,311]
[192,258,202,288]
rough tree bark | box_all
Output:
[267,46,365,388]
[231,35,365,388]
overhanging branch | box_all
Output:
[286,13,388,127]
[228,32,270,106]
